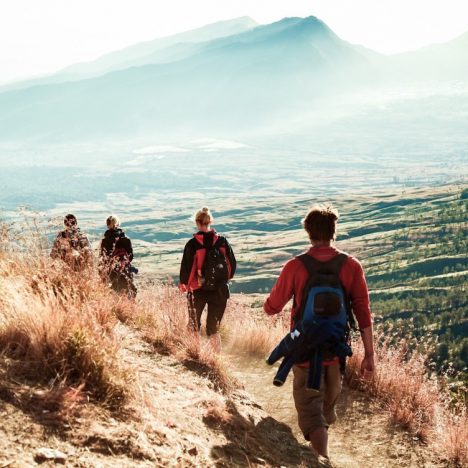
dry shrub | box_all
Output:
[0,224,134,414]
[347,335,468,465]
[436,405,468,466]
[182,332,239,393]
[203,400,233,428]
[223,299,288,358]
[128,285,239,393]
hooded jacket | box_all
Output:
[100,228,134,262]
[179,229,236,292]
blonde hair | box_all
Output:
[194,207,213,226]
[106,215,120,229]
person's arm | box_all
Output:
[224,238,236,278]
[179,241,195,289]
[348,258,375,375]
[263,260,297,316]
[360,325,375,374]
[99,238,107,259]
[126,238,134,262]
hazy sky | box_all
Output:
[1,0,468,83]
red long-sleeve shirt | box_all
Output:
[264,246,372,330]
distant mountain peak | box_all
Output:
[266,15,333,38]
[295,15,331,32]
[229,16,258,26]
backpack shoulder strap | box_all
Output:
[297,253,323,277]
[297,252,348,276]
[211,235,225,249]
[322,253,348,274]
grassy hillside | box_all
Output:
[0,228,466,466]
[233,184,467,380]
[0,235,323,467]
[350,187,467,379]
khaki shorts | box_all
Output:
[292,364,342,440]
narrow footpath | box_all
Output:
[225,352,444,468]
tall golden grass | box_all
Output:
[122,284,238,393]
[346,335,467,465]
[0,219,237,418]
[0,238,133,415]
[222,298,289,358]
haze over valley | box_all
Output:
[0,15,466,294]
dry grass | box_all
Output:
[223,301,288,358]
[346,335,468,465]
[0,264,133,414]
[123,284,239,393]
[1,217,466,465]
[0,221,135,417]
[0,216,240,425]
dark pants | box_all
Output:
[188,287,228,336]
[109,270,137,298]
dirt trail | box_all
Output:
[0,326,324,467]
[225,352,444,468]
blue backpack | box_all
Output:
[267,253,354,390]
[296,253,353,337]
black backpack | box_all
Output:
[202,237,229,291]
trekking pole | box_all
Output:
[187,291,197,332]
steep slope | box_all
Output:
[0,325,324,467]
[0,249,323,467]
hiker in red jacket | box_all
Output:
[179,207,236,350]
[263,205,375,459]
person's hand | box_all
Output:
[360,354,375,378]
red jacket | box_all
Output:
[264,245,372,330]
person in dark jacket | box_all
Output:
[99,215,137,297]
[179,207,236,350]
[51,214,92,271]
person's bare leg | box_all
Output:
[309,427,329,458]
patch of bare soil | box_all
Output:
[226,352,446,468]
[0,325,324,467]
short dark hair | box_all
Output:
[64,214,77,227]
[302,205,339,242]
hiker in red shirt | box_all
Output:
[179,207,236,351]
[264,205,375,459]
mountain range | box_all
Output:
[0,16,467,142]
